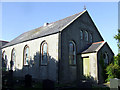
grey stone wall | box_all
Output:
[60,11,103,83]
[97,43,114,83]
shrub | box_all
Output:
[106,54,120,82]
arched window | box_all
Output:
[80,30,83,40]
[90,33,93,43]
[103,52,109,65]
[23,45,29,66]
[11,48,16,70]
[85,31,88,41]
[41,42,48,65]
[2,51,6,61]
[69,41,76,65]
[2,51,7,68]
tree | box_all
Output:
[106,54,120,82]
[114,29,120,50]
[106,29,120,82]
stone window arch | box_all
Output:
[2,51,7,70]
[2,50,6,61]
[103,52,109,65]
[90,33,93,43]
[11,48,16,70]
[69,41,76,65]
[85,31,88,41]
[23,45,30,66]
[40,41,48,65]
[80,30,83,40]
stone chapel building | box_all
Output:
[1,10,114,84]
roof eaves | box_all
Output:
[106,42,114,55]
[100,42,114,55]
[59,10,87,32]
[86,11,104,41]
[1,31,61,49]
[0,40,9,43]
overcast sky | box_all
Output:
[1,2,118,55]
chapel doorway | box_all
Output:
[83,57,90,77]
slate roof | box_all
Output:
[2,10,87,48]
[0,40,9,47]
[82,41,105,54]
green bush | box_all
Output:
[106,54,120,82]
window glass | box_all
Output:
[90,33,93,43]
[80,30,83,40]
[2,51,7,70]
[41,42,48,65]
[11,49,16,70]
[2,51,6,61]
[24,46,29,65]
[69,41,76,65]
[103,52,109,65]
[85,31,88,41]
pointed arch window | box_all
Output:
[90,33,93,43]
[69,41,76,65]
[2,51,7,69]
[11,48,16,70]
[85,31,88,41]
[23,45,30,66]
[41,42,48,65]
[103,52,109,65]
[2,51,6,61]
[80,30,83,40]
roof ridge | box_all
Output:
[95,41,106,52]
[92,41,104,44]
[21,11,83,34]
[50,11,82,24]
[2,10,87,48]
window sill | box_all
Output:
[23,64,29,67]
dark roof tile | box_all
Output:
[82,41,105,54]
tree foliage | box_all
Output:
[106,56,120,82]
[106,29,120,82]
[114,29,120,49]
[106,29,120,81]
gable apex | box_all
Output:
[59,10,87,32]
